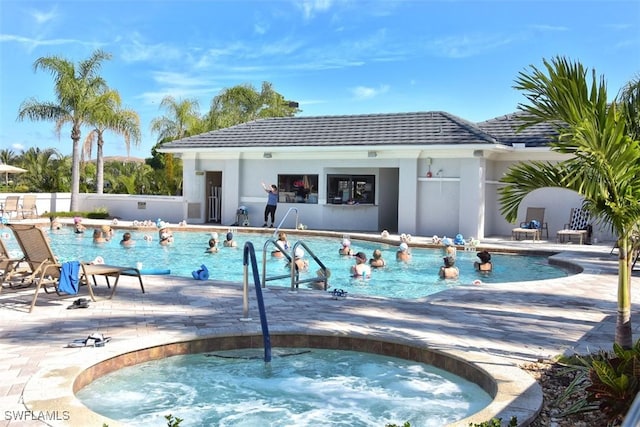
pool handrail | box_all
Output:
[261,238,293,288]
[272,207,298,237]
[289,241,329,291]
[242,241,272,363]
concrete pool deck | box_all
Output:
[1,223,639,426]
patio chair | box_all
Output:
[7,224,145,312]
[556,208,591,244]
[511,207,549,241]
[19,195,38,219]
[0,235,28,287]
[1,196,20,219]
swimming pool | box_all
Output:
[76,347,492,427]
[1,227,570,299]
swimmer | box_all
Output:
[159,232,173,246]
[49,216,62,230]
[351,252,371,278]
[442,238,457,258]
[369,249,386,268]
[288,246,309,272]
[206,237,219,253]
[272,231,289,258]
[474,250,493,272]
[223,231,237,247]
[120,232,135,247]
[101,224,114,241]
[439,256,459,279]
[339,238,354,256]
[73,217,86,234]
[311,268,331,290]
[92,228,106,244]
[396,242,411,262]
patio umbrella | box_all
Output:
[0,164,27,185]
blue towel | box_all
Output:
[58,261,80,295]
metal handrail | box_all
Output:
[241,241,271,363]
[289,241,329,291]
[272,207,298,237]
[261,238,292,288]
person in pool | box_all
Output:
[73,217,86,234]
[351,252,371,278]
[271,231,289,258]
[159,232,173,246]
[311,267,331,290]
[369,249,386,268]
[120,232,135,247]
[49,216,62,231]
[92,228,106,244]
[439,256,459,279]
[474,250,492,272]
[223,231,237,247]
[339,238,354,256]
[288,246,309,272]
[206,233,219,253]
[396,242,411,262]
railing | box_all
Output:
[272,207,298,237]
[241,241,272,363]
[289,241,329,292]
[261,238,293,288]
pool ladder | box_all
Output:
[261,238,330,291]
[241,242,272,363]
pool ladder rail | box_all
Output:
[271,207,299,236]
[241,241,272,363]
[261,238,330,292]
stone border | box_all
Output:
[23,333,541,427]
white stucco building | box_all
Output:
[159,110,600,240]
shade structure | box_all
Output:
[0,164,27,185]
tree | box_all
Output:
[0,149,18,166]
[18,147,67,192]
[83,90,141,194]
[499,57,640,348]
[17,49,112,210]
[205,81,299,130]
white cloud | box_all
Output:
[428,34,514,59]
[119,33,184,63]
[297,0,334,19]
[351,84,389,100]
[0,34,101,51]
[30,6,58,25]
[529,24,568,32]
[11,143,25,152]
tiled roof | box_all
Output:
[159,111,505,151]
[477,113,558,147]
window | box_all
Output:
[277,174,319,203]
[327,175,375,204]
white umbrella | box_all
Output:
[0,164,27,185]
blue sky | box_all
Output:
[1,0,639,159]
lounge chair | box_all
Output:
[511,207,549,241]
[556,208,591,244]
[19,194,38,219]
[1,196,20,219]
[7,224,145,312]
[0,235,28,287]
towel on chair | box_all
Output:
[58,261,80,295]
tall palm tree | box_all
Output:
[499,57,640,348]
[17,49,112,210]
[83,90,141,194]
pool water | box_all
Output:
[76,348,492,427]
[1,227,570,299]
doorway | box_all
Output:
[206,171,222,223]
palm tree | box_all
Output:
[499,57,640,348]
[0,149,18,166]
[17,49,112,210]
[83,90,141,194]
[18,147,65,192]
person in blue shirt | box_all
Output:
[261,182,278,227]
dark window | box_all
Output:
[277,174,319,204]
[327,175,375,204]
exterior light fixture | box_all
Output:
[263,152,272,158]
[367,151,377,158]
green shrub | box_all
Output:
[469,417,517,426]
